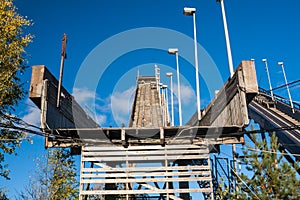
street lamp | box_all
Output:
[168,48,182,126]
[155,65,161,106]
[184,7,201,121]
[262,59,274,100]
[166,72,174,126]
[217,0,234,77]
[278,62,294,113]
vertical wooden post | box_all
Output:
[41,79,48,129]
[160,127,165,146]
[121,128,126,146]
[41,79,48,148]
[164,147,169,200]
[79,146,84,200]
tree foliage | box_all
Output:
[0,0,33,180]
[0,189,9,200]
[20,148,79,200]
[0,0,32,113]
[218,133,300,199]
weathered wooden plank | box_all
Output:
[80,177,212,184]
[129,76,163,128]
[84,144,207,151]
[81,171,211,178]
[187,60,258,127]
[81,165,210,173]
[82,154,209,162]
[82,149,209,156]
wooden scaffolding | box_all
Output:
[79,144,214,200]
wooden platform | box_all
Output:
[29,60,257,150]
[45,125,245,149]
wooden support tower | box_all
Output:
[79,145,214,200]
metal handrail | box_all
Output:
[258,87,300,110]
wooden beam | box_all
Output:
[81,165,210,172]
[29,65,100,148]
[81,171,211,178]
[80,188,212,195]
[187,60,258,127]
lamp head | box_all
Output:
[278,62,284,66]
[262,58,267,62]
[166,72,173,77]
[184,7,196,16]
[168,48,178,54]
[162,85,168,89]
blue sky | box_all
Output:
[2,0,300,198]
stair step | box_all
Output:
[270,108,300,125]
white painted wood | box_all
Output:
[80,188,213,195]
[81,165,210,172]
[84,144,207,151]
[82,149,209,156]
[81,170,211,178]
[80,144,214,199]
[82,155,209,162]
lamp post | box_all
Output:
[159,82,163,106]
[184,7,201,121]
[217,0,234,77]
[262,59,274,100]
[166,72,174,126]
[155,65,162,108]
[162,84,169,126]
[278,62,294,113]
[168,48,182,126]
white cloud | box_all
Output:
[72,87,136,126]
[72,87,98,106]
[111,86,136,125]
[72,87,107,125]
[173,83,195,105]
[21,100,41,127]
[94,113,106,125]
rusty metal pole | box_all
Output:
[57,33,67,108]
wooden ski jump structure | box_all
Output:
[29,60,261,199]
